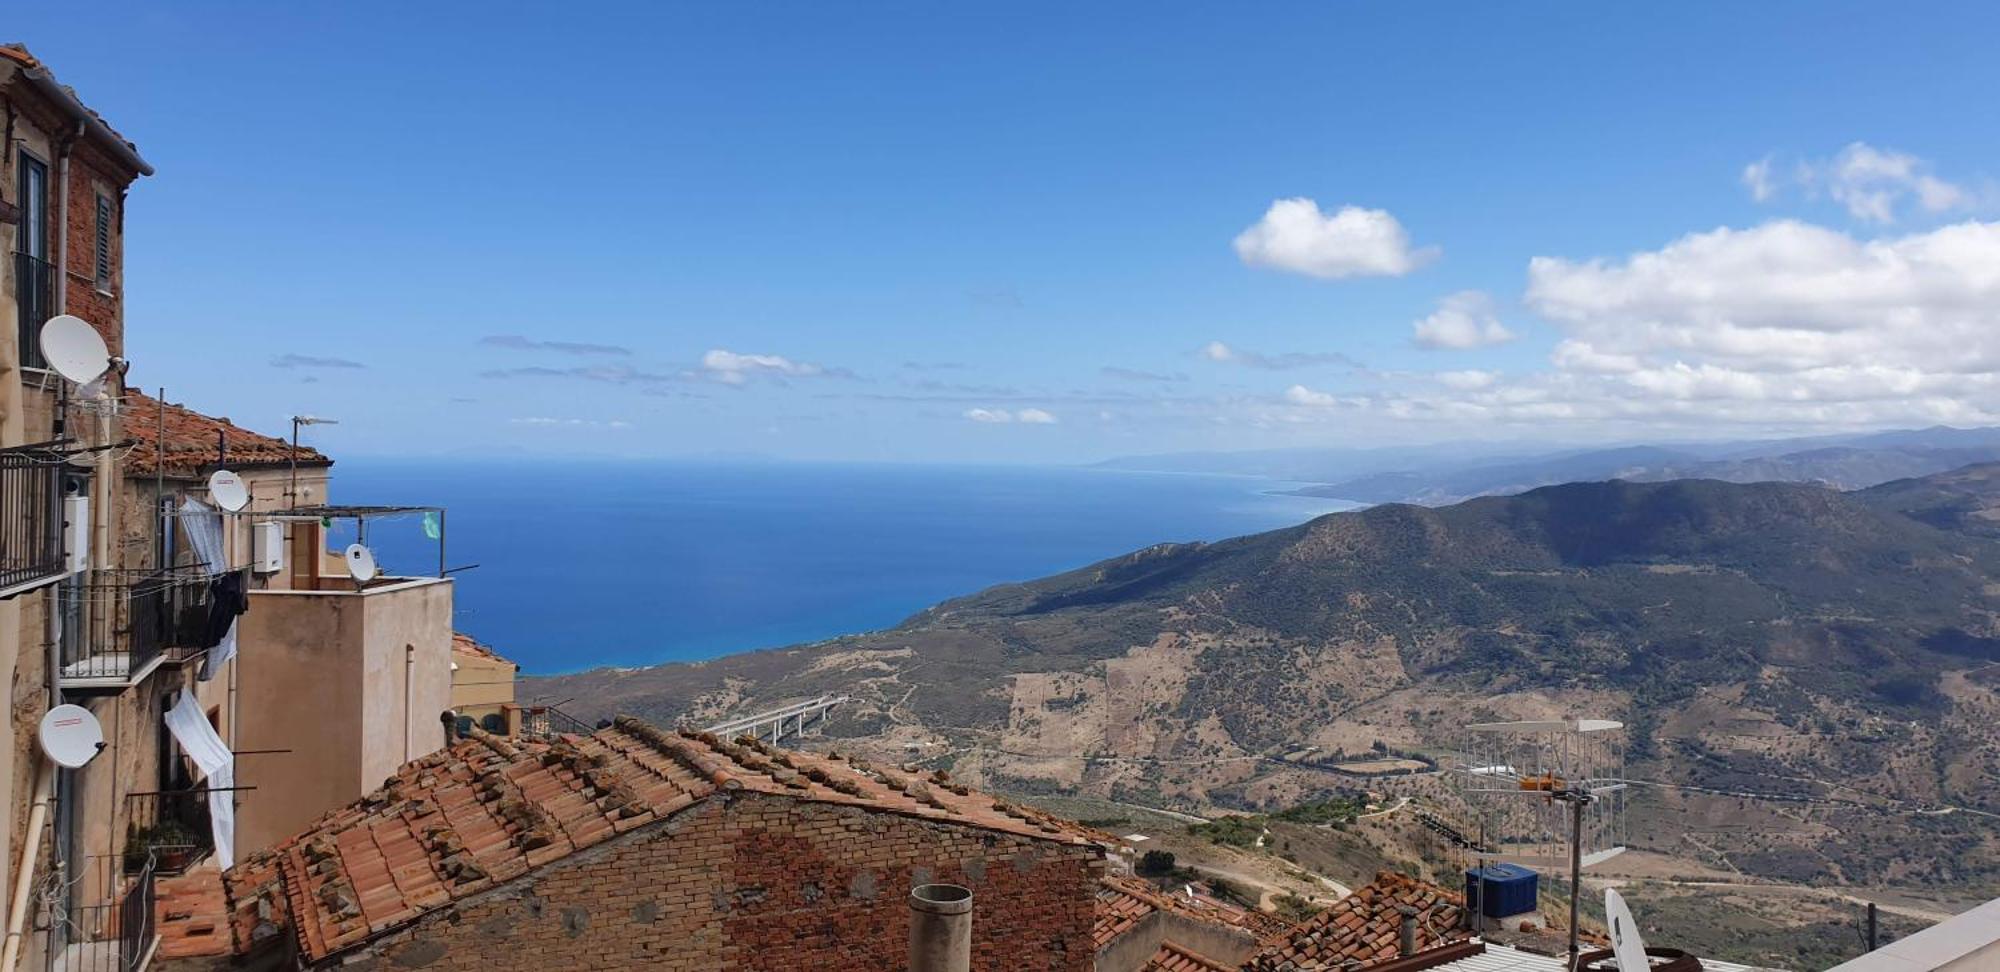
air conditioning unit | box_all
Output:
[251,521,285,574]
[62,495,89,574]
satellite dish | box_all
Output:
[38,315,110,384]
[344,543,378,584]
[207,470,250,513]
[38,704,105,769]
[1604,889,1650,972]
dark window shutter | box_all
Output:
[94,194,112,286]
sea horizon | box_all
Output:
[329,458,1359,675]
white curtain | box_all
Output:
[163,689,236,869]
[177,497,226,575]
[179,498,238,680]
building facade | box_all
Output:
[2,47,472,971]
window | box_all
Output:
[15,152,50,370]
[94,192,113,290]
[16,151,47,259]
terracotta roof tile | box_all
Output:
[221,718,1093,963]
[155,869,233,960]
[450,632,513,665]
[1094,874,1290,954]
[1243,871,1470,971]
[1144,940,1238,972]
[124,389,329,477]
[0,43,148,170]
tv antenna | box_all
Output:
[38,704,106,769]
[344,543,378,586]
[38,315,116,385]
[1454,718,1628,971]
[207,469,250,513]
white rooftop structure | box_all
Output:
[1824,896,2000,972]
[1431,941,1764,972]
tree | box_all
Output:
[1137,850,1176,876]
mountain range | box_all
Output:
[1098,426,2000,506]
[532,462,2000,895]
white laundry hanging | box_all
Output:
[163,689,235,869]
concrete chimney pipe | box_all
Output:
[1398,905,1419,958]
[908,883,973,972]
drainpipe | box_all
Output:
[404,644,414,763]
[0,765,52,972]
[908,884,971,972]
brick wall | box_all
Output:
[60,143,125,357]
[324,793,1102,972]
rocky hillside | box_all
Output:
[533,470,2000,892]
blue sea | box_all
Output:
[326,461,1353,674]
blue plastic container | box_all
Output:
[1464,864,1538,919]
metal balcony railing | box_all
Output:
[58,566,225,690]
[0,444,64,597]
[13,250,53,371]
[46,855,156,972]
[124,787,216,875]
[511,703,598,741]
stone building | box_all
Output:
[155,719,1105,971]
[0,41,152,972]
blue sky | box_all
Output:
[15,2,2000,463]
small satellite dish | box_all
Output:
[38,704,105,769]
[1604,889,1650,972]
[38,315,110,384]
[207,470,250,513]
[344,543,378,584]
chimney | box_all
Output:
[1398,905,1419,958]
[908,884,972,972]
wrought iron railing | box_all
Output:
[512,703,599,741]
[13,250,53,371]
[0,444,63,595]
[58,566,222,686]
[124,788,215,875]
[46,855,156,972]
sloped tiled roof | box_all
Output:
[1144,940,1239,972]
[124,389,329,476]
[0,43,148,171]
[1244,871,1469,971]
[1096,874,1292,953]
[450,632,512,665]
[221,719,1093,963]
[1096,875,1168,948]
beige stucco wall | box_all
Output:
[449,651,515,720]
[359,578,453,786]
[233,577,452,856]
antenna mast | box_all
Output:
[1453,718,1628,971]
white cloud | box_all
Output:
[1256,216,2000,436]
[1232,198,1438,279]
[963,407,1058,424]
[1411,291,1515,349]
[1434,369,1499,391]
[509,417,633,428]
[1742,156,1776,202]
[1200,341,1360,370]
[1283,385,1341,407]
[701,349,851,385]
[1747,143,1973,222]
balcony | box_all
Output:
[125,787,219,875]
[13,250,53,371]
[0,443,67,599]
[49,855,157,972]
[58,566,223,693]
